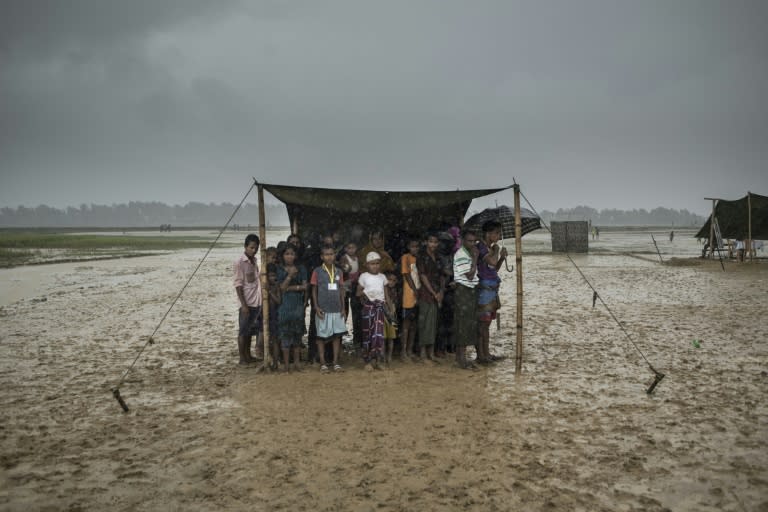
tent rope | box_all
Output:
[516,187,665,394]
[111,178,258,411]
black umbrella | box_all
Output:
[463,205,541,238]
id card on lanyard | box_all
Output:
[324,264,338,291]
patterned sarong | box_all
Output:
[362,299,385,361]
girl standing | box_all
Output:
[277,245,308,372]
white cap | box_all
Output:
[366,251,381,263]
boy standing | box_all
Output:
[452,229,479,369]
[234,234,262,365]
[399,238,420,361]
[476,220,507,364]
[384,271,400,366]
[416,233,444,363]
[311,245,347,373]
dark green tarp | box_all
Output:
[695,193,768,240]
[261,183,512,242]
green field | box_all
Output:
[0,231,231,268]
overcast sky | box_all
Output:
[1,0,766,215]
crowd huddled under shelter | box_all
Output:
[233,221,510,373]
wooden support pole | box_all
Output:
[513,184,524,373]
[257,183,272,368]
[748,191,753,262]
[708,198,716,259]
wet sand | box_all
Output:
[1,232,766,511]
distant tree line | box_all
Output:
[0,202,290,228]
[538,205,705,227]
[1,201,705,228]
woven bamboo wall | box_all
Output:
[551,221,589,253]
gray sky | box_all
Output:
[1,0,766,215]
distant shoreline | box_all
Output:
[1,225,691,232]
[0,226,292,233]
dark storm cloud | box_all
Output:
[1,0,767,213]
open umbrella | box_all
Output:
[463,205,541,238]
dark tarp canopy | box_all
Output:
[261,183,512,242]
[695,193,768,240]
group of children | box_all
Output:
[233,220,509,373]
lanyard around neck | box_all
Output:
[322,263,335,282]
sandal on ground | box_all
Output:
[320,364,329,373]
[333,364,343,372]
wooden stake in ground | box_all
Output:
[257,182,272,370]
[513,184,524,373]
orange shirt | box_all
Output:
[400,253,418,308]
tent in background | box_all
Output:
[695,192,768,240]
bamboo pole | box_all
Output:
[708,198,716,259]
[513,184,524,373]
[748,191,753,262]
[257,183,272,369]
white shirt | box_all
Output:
[358,272,387,302]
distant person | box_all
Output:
[277,245,308,372]
[233,234,262,365]
[669,230,674,242]
[736,239,745,262]
[310,245,347,373]
[595,226,600,240]
[453,228,479,370]
[476,220,507,364]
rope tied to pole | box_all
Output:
[111,178,259,412]
[516,185,666,394]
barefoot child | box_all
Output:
[476,220,507,364]
[416,233,444,363]
[266,260,282,369]
[233,234,262,365]
[452,229,479,369]
[357,252,390,370]
[399,238,420,361]
[311,245,347,373]
[384,271,400,366]
[339,241,361,348]
[277,245,308,372]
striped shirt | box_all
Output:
[453,246,478,288]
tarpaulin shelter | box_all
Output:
[695,192,768,240]
[261,182,513,240]
[254,181,527,372]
